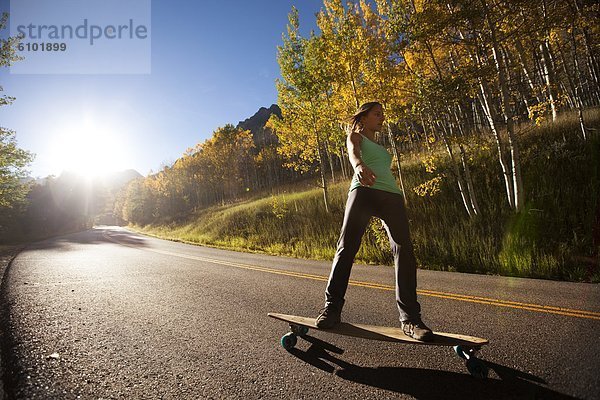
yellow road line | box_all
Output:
[103,231,600,321]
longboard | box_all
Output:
[268,312,490,378]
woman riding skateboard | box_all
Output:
[316,102,434,342]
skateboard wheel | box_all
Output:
[280,333,297,350]
[290,325,309,336]
[466,358,489,379]
[454,345,468,360]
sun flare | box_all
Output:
[49,116,130,177]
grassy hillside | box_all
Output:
[134,111,599,282]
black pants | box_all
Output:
[325,187,421,322]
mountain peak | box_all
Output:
[237,104,281,132]
[237,104,281,149]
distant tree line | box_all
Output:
[2,170,126,242]
[114,124,301,225]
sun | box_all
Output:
[49,116,130,178]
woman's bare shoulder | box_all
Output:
[347,131,362,146]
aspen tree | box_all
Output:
[274,7,333,211]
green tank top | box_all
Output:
[349,134,403,195]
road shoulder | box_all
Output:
[0,246,24,400]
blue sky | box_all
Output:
[0,0,324,178]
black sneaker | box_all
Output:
[315,305,342,328]
[402,320,434,342]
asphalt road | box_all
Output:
[1,227,598,399]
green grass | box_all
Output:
[134,110,599,282]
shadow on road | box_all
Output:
[301,334,345,355]
[27,228,148,251]
[99,229,148,248]
[288,336,578,400]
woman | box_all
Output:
[315,102,433,342]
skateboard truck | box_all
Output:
[279,324,309,349]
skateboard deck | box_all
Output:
[268,313,488,346]
[268,312,490,378]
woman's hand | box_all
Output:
[355,163,377,186]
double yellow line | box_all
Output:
[103,231,600,321]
